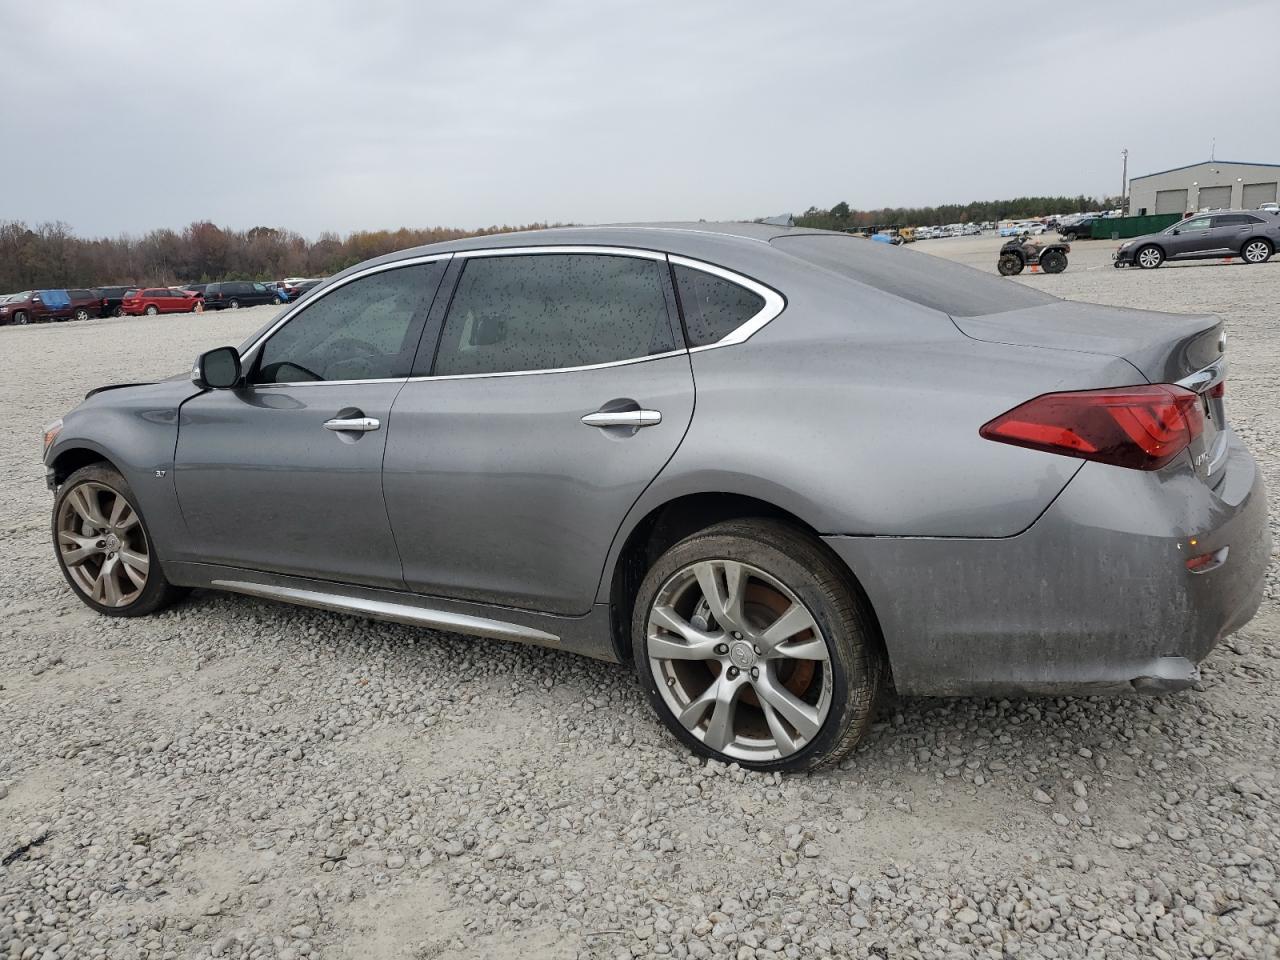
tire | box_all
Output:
[74,308,90,322]
[52,463,184,617]
[997,254,1024,276]
[144,305,159,316]
[1061,232,1077,242]
[228,299,240,309]
[1136,245,1164,269]
[14,310,28,325]
[113,307,124,317]
[1242,238,1273,264]
[1040,250,1068,274]
[632,518,883,772]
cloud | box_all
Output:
[2,0,1278,236]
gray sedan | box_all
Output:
[1115,210,1279,268]
[42,223,1270,770]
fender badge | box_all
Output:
[155,469,167,478]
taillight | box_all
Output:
[980,385,1204,471]
[1208,381,1225,399]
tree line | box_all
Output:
[795,195,1124,231]
[0,220,562,293]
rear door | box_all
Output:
[174,258,448,587]
[383,248,694,615]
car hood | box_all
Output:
[83,370,195,401]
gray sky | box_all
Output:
[3,0,1279,237]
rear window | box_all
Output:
[673,264,766,346]
[771,234,1056,317]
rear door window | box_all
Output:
[672,264,766,347]
[429,253,678,376]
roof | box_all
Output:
[1131,159,1280,181]
[361,222,843,271]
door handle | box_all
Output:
[581,410,662,428]
[324,417,380,432]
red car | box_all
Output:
[121,287,202,316]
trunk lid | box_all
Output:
[953,301,1228,485]
[950,300,1222,383]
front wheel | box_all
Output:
[1136,245,1164,269]
[1061,232,1077,242]
[1242,239,1273,264]
[13,310,29,325]
[52,464,183,617]
[144,305,159,316]
[633,519,883,772]
[998,253,1024,276]
[74,308,90,321]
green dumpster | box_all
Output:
[1091,213,1181,240]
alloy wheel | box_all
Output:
[1244,241,1270,263]
[56,481,150,608]
[1138,247,1162,268]
[646,559,832,763]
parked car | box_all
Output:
[1114,210,1279,269]
[1258,202,1279,214]
[0,289,74,324]
[286,278,323,302]
[184,283,209,298]
[97,286,135,318]
[914,226,935,240]
[1058,216,1103,241]
[40,223,1270,771]
[202,280,278,310]
[67,289,101,322]
[120,288,202,316]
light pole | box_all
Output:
[1121,148,1128,216]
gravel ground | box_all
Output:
[2,237,1278,960]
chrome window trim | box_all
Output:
[668,254,787,351]
[454,244,667,261]
[408,349,686,383]
[241,245,786,386]
[239,252,455,376]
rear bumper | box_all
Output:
[825,433,1270,697]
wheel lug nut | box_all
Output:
[750,667,759,679]
[714,643,728,655]
[727,666,739,679]
[732,632,743,640]
[753,645,762,655]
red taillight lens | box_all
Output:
[980,385,1204,471]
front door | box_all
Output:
[384,250,695,615]
[1166,216,1213,258]
[173,258,448,587]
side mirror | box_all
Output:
[192,346,242,389]
[1171,228,1180,235]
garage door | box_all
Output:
[1242,181,1278,209]
[1197,185,1232,211]
[1155,189,1188,215]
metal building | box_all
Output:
[1128,160,1279,216]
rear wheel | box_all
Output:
[998,253,1024,276]
[1136,245,1164,269]
[113,306,124,317]
[144,305,159,316]
[1040,250,1068,274]
[1061,232,1077,242]
[52,464,183,617]
[1242,239,1273,264]
[633,519,883,772]
[228,298,240,309]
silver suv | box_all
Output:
[1115,210,1279,268]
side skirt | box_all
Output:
[163,560,619,662]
